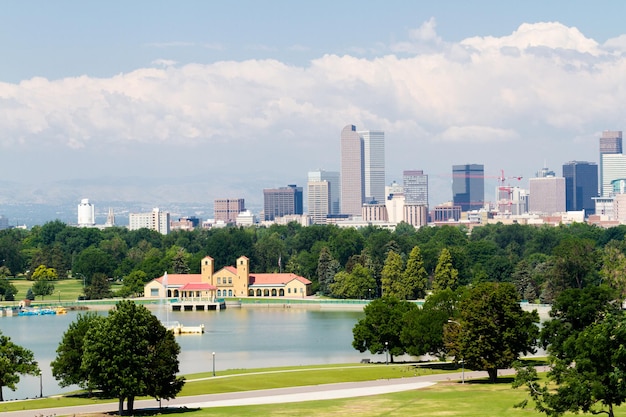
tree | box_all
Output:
[119,270,147,298]
[380,251,404,298]
[317,247,338,296]
[82,301,185,415]
[514,314,626,417]
[170,247,190,274]
[84,272,112,300]
[329,264,376,299]
[31,264,58,281]
[25,288,35,301]
[599,244,626,301]
[401,288,464,359]
[432,248,459,293]
[0,330,40,401]
[352,297,417,362]
[403,246,428,299]
[32,280,54,300]
[0,279,17,301]
[451,282,539,383]
[51,312,104,390]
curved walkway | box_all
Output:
[3,367,543,417]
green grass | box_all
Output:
[1,278,125,306]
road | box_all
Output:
[2,367,540,417]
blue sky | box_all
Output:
[2,1,626,210]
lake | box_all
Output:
[0,305,366,401]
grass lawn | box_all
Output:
[2,278,124,306]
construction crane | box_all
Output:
[497,170,523,214]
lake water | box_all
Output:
[0,306,366,401]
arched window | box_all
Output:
[264,289,270,296]
[271,289,277,297]
[228,289,233,297]
[248,289,254,296]
[167,289,172,298]
[256,289,262,296]
[279,289,285,296]
[174,290,179,297]
[217,290,221,297]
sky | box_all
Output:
[2,1,626,211]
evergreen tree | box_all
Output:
[381,251,404,299]
[432,248,459,293]
[402,246,428,299]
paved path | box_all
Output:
[3,367,544,417]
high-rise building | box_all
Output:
[452,164,484,211]
[263,185,303,221]
[214,198,245,223]
[129,208,170,234]
[529,176,566,214]
[77,198,95,227]
[600,130,623,196]
[602,153,626,197]
[307,181,330,224]
[308,170,340,215]
[340,125,385,216]
[403,170,428,206]
[360,129,385,203]
[562,161,598,215]
[340,125,365,216]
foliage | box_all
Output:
[84,273,112,300]
[402,246,428,299]
[32,280,55,300]
[432,248,459,293]
[31,264,58,281]
[316,247,338,296]
[451,282,539,383]
[352,297,417,362]
[401,288,464,358]
[0,330,40,401]
[51,312,105,389]
[118,270,147,297]
[514,313,626,417]
[82,300,185,415]
[329,264,376,299]
[25,287,35,301]
[380,251,404,298]
[0,279,17,301]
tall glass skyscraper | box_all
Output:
[403,170,428,206]
[360,130,385,204]
[599,130,623,196]
[562,161,598,215]
[452,164,484,211]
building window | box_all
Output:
[248,289,254,296]
[228,277,232,284]
[228,289,233,296]
[256,289,262,296]
[264,289,270,296]
[217,290,221,297]
[271,289,277,296]
[151,288,159,297]
[288,288,291,294]
[217,278,221,284]
[279,289,284,296]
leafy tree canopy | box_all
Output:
[0,330,40,401]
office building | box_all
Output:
[263,185,303,221]
[562,161,598,215]
[340,125,365,216]
[129,208,170,235]
[452,164,485,211]
[340,124,385,216]
[600,130,623,196]
[403,170,428,206]
[602,153,626,197]
[77,198,95,227]
[214,198,245,223]
[529,177,566,214]
[308,170,340,215]
[360,129,385,203]
[307,181,330,224]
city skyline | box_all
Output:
[3,3,626,209]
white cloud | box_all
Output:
[2,21,626,205]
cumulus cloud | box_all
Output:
[2,20,626,206]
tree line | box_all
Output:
[2,220,626,302]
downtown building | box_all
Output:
[263,185,303,221]
[77,198,95,227]
[562,161,598,215]
[307,169,340,225]
[599,130,623,196]
[452,164,484,212]
[214,198,245,223]
[528,176,566,215]
[129,208,170,235]
[340,125,385,217]
[403,170,428,207]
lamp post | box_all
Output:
[58,291,61,304]
[385,341,388,365]
[448,320,464,384]
[212,352,216,377]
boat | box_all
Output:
[164,321,205,335]
[55,306,67,314]
[18,307,56,316]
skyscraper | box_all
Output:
[403,170,428,206]
[340,125,385,216]
[360,129,385,203]
[452,164,484,211]
[263,185,303,221]
[308,169,340,215]
[307,181,330,225]
[340,125,365,216]
[602,153,626,197]
[214,198,245,223]
[562,161,598,215]
[77,198,95,227]
[529,176,566,214]
[600,130,623,196]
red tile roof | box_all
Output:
[156,274,201,286]
[180,283,217,291]
[249,273,312,286]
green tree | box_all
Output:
[0,330,40,401]
[514,314,626,417]
[169,247,190,274]
[25,288,35,301]
[84,272,112,300]
[352,297,417,362]
[51,312,104,390]
[119,270,147,298]
[329,264,376,299]
[451,282,539,383]
[0,279,17,301]
[0,266,11,278]
[32,280,55,300]
[432,248,459,293]
[403,246,428,299]
[31,264,58,281]
[82,301,185,415]
[599,244,626,301]
[317,247,338,296]
[380,251,404,298]
[401,288,464,358]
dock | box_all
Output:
[170,298,226,312]
[165,321,205,334]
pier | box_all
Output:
[170,298,226,312]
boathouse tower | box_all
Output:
[201,256,214,284]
